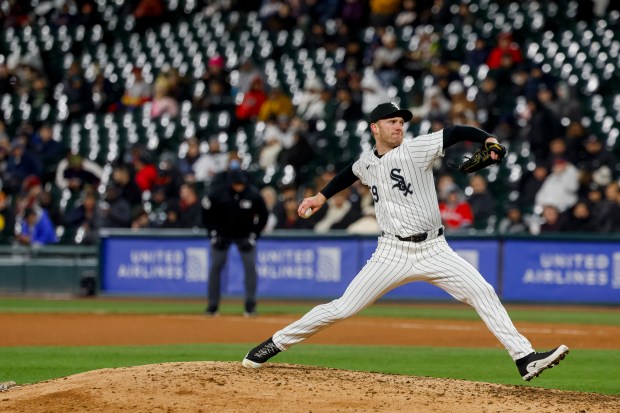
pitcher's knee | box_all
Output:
[320,299,358,321]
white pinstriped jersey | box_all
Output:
[352,130,445,236]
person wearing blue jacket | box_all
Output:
[16,207,57,246]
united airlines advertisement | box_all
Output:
[502,240,620,304]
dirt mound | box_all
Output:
[2,362,619,413]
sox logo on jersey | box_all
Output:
[390,168,413,196]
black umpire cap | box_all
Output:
[369,102,413,124]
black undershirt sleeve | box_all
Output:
[319,162,359,199]
[443,125,496,149]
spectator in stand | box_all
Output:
[258,0,284,27]
[339,0,367,27]
[262,1,296,32]
[177,137,202,182]
[486,31,523,70]
[410,85,451,123]
[334,21,364,66]
[303,21,331,51]
[121,67,151,110]
[177,182,203,229]
[598,181,620,232]
[360,68,391,115]
[439,187,474,231]
[29,76,51,110]
[447,80,477,124]
[258,86,295,122]
[395,0,418,27]
[15,175,43,216]
[467,174,496,230]
[548,81,582,122]
[92,71,123,113]
[260,115,297,166]
[110,164,142,207]
[63,63,94,123]
[519,164,548,212]
[158,202,180,228]
[475,76,501,132]
[523,96,562,164]
[15,207,57,246]
[152,153,184,201]
[191,137,230,187]
[38,187,62,228]
[561,200,598,233]
[497,204,528,234]
[296,76,327,123]
[546,137,574,167]
[346,205,380,234]
[564,120,589,162]
[64,189,103,244]
[578,135,618,181]
[101,183,132,228]
[150,79,179,119]
[369,0,401,27]
[130,206,151,229]
[132,0,166,33]
[202,55,231,96]
[5,141,42,195]
[490,52,520,100]
[277,130,315,174]
[534,158,580,213]
[0,62,17,95]
[193,79,235,113]
[274,191,312,230]
[0,191,14,244]
[258,125,283,171]
[314,189,361,233]
[260,186,278,233]
[524,65,556,100]
[234,76,267,130]
[537,205,563,233]
[332,88,364,122]
[233,58,265,97]
[465,35,491,71]
[30,123,62,185]
[372,31,404,88]
[402,29,440,79]
[605,184,620,232]
[55,152,102,193]
[130,151,158,193]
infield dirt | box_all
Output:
[2,308,620,412]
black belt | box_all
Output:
[382,227,444,243]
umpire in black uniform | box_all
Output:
[202,168,269,316]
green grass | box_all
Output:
[1,344,618,395]
[1,297,619,325]
[1,297,619,395]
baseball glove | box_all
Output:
[456,141,507,174]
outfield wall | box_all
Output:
[1,231,618,304]
[97,230,620,305]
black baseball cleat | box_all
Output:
[516,345,569,381]
[242,337,281,369]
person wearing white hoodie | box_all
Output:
[534,158,580,212]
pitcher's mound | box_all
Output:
[2,362,618,413]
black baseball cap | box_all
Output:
[369,102,413,124]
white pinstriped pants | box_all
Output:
[272,234,534,361]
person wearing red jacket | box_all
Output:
[439,188,473,230]
[132,153,157,193]
[486,32,523,70]
[234,76,267,126]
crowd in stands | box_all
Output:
[1,0,620,246]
